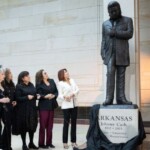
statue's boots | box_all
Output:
[117,97,132,105]
[103,99,113,105]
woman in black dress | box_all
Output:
[1,68,16,150]
[0,68,11,150]
[15,71,38,150]
[35,69,58,149]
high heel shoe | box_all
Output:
[63,143,69,149]
[39,145,49,149]
[47,144,55,148]
[22,145,29,150]
[72,143,78,148]
[28,143,39,149]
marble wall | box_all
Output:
[0,0,141,107]
[0,0,103,106]
[139,0,150,121]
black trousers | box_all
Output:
[63,107,78,143]
[0,120,2,149]
[0,105,12,150]
[106,53,126,101]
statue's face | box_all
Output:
[108,6,120,20]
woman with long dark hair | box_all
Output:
[0,68,11,150]
[15,71,38,150]
[35,69,58,149]
[57,69,79,149]
[1,68,16,150]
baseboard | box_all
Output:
[54,118,89,125]
[143,121,150,127]
[54,106,91,125]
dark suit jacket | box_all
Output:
[101,16,133,66]
[36,79,58,111]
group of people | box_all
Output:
[0,68,79,150]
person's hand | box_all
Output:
[5,98,10,103]
[45,94,54,100]
[28,95,34,100]
[45,94,51,99]
[64,96,71,102]
[109,27,116,37]
[70,93,75,98]
[0,98,10,103]
[12,101,17,107]
[50,94,55,99]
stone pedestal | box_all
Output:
[99,105,139,143]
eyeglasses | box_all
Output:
[43,72,47,75]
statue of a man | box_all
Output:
[101,1,133,105]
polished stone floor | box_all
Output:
[3,124,150,150]
[11,124,89,150]
[141,133,150,150]
[140,127,150,150]
[142,141,150,150]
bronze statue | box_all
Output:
[101,1,133,105]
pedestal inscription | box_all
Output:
[99,105,138,143]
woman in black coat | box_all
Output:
[35,69,58,149]
[0,68,11,150]
[1,68,16,150]
[15,71,38,150]
[2,69,16,107]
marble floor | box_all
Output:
[2,124,150,150]
[11,124,89,150]
[142,129,150,150]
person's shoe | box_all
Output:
[38,145,49,149]
[117,98,132,105]
[0,142,3,149]
[72,143,78,148]
[28,143,38,149]
[47,144,55,148]
[22,145,29,150]
[3,148,13,150]
[103,99,113,105]
[63,143,69,149]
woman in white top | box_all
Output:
[57,69,79,149]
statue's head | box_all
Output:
[108,1,122,20]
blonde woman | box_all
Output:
[0,68,11,150]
